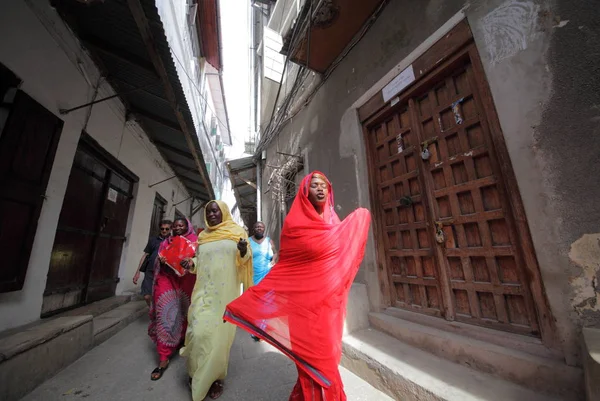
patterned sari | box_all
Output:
[148,218,198,362]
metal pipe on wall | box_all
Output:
[256,159,262,221]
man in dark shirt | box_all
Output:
[133,220,172,306]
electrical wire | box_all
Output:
[257,1,312,152]
[256,0,391,154]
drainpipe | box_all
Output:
[256,159,262,221]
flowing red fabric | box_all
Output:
[224,171,371,399]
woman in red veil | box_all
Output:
[224,171,371,400]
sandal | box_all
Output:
[150,362,169,381]
[208,380,224,399]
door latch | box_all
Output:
[434,220,454,244]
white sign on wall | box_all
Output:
[382,65,416,103]
[107,188,118,203]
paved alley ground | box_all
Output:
[21,316,393,401]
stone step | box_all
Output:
[342,327,567,401]
[582,327,600,400]
[0,316,93,401]
[368,311,582,400]
[56,295,133,319]
[93,301,148,346]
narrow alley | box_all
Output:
[1,0,600,400]
[19,317,392,401]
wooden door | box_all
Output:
[149,194,167,239]
[365,45,541,336]
[43,138,134,313]
[367,106,443,317]
[0,90,63,292]
[85,168,132,302]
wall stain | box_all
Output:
[569,233,600,317]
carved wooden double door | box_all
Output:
[365,44,544,337]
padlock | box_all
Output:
[435,229,445,244]
[421,148,431,160]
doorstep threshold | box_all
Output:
[342,327,565,401]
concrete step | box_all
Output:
[368,311,583,400]
[582,327,600,400]
[342,327,567,401]
[0,316,93,401]
[56,295,133,319]
[93,301,148,346]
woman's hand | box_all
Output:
[133,271,140,285]
[237,238,248,257]
[158,255,167,264]
[180,258,195,270]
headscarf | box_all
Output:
[157,217,197,254]
[224,171,371,387]
[198,200,253,289]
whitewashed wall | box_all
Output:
[0,0,201,332]
[156,0,239,214]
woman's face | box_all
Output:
[206,202,223,226]
[308,176,328,208]
[172,219,188,236]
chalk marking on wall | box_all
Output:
[480,0,540,65]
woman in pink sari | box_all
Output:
[148,217,197,380]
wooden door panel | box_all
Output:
[86,237,124,302]
[58,167,105,231]
[366,46,541,336]
[368,105,443,317]
[45,231,94,293]
[101,182,131,236]
[44,140,134,313]
[86,182,130,304]
[0,91,63,292]
[45,163,105,299]
[415,60,539,335]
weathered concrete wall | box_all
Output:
[261,0,467,316]
[260,0,600,365]
[468,0,600,365]
[0,0,200,332]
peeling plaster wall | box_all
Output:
[469,0,600,365]
[259,0,600,365]
[538,0,600,330]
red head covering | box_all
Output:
[224,171,371,388]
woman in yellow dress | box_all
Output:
[180,200,253,400]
